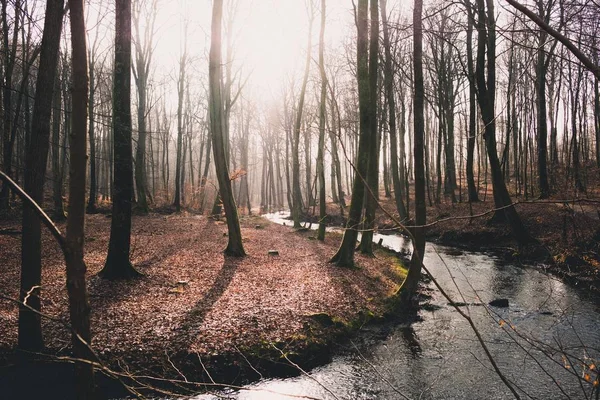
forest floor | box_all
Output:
[0,212,407,398]
[305,187,600,295]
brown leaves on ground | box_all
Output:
[0,213,403,369]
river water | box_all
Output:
[194,212,600,400]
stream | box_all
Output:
[194,211,600,400]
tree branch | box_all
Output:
[0,171,66,252]
[505,0,600,80]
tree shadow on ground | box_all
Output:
[172,256,242,346]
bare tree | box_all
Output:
[19,0,65,351]
[330,0,373,267]
[316,0,327,241]
[65,0,95,395]
[132,0,158,213]
[291,3,314,229]
[209,0,245,256]
[358,0,380,255]
[0,0,21,210]
[475,0,534,246]
[398,0,425,302]
[174,24,188,212]
[100,0,142,279]
[381,0,408,220]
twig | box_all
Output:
[166,350,188,382]
[349,340,412,400]
[271,343,340,400]
[196,352,214,384]
[233,344,263,380]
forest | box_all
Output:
[0,0,600,399]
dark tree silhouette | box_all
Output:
[100,0,142,279]
[330,0,373,267]
[65,0,95,395]
[18,0,64,351]
[398,0,425,303]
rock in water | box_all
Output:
[489,298,509,308]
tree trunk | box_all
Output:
[475,0,533,246]
[52,72,65,220]
[132,0,156,214]
[535,0,550,198]
[134,68,149,213]
[359,0,379,255]
[209,0,245,256]
[100,0,142,279]
[595,76,600,169]
[199,126,212,213]
[174,37,187,212]
[292,10,313,228]
[399,0,425,303]
[317,0,327,241]
[330,0,371,267]
[304,121,313,207]
[382,0,408,221]
[87,55,98,213]
[328,86,346,212]
[66,1,95,395]
[465,1,479,203]
[0,0,21,210]
[19,0,64,351]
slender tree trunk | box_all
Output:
[399,0,425,303]
[330,0,371,267]
[328,87,346,211]
[304,121,313,207]
[475,0,533,246]
[359,0,379,255]
[536,1,550,198]
[174,37,187,212]
[65,1,95,395]
[285,124,293,211]
[382,125,391,198]
[292,10,313,228]
[132,0,156,213]
[52,73,65,220]
[382,0,407,221]
[595,76,600,168]
[465,5,479,203]
[181,117,187,206]
[0,0,21,210]
[199,127,212,213]
[435,110,443,204]
[87,55,98,213]
[19,0,64,351]
[570,65,585,192]
[239,101,252,214]
[317,0,327,241]
[134,71,149,213]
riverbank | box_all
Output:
[305,194,600,294]
[0,213,406,398]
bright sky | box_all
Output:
[83,0,410,109]
[149,0,357,101]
